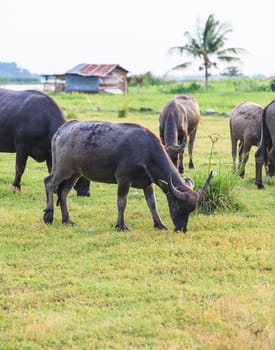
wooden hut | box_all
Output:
[41,63,129,94]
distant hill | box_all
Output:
[0,61,40,82]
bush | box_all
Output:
[117,107,128,118]
[193,133,242,213]
[117,98,129,118]
[159,81,204,94]
[194,169,242,213]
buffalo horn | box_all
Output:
[197,171,213,201]
[157,179,169,193]
[174,137,186,154]
[168,176,188,201]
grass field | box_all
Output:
[0,80,274,349]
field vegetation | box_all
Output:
[0,78,274,349]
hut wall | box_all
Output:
[65,75,99,92]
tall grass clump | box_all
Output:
[195,133,243,213]
[117,97,129,118]
[195,168,242,213]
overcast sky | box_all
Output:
[1,0,275,77]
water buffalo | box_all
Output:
[43,120,212,233]
[159,94,200,173]
[229,101,263,177]
[0,88,90,195]
[255,99,275,188]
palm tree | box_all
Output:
[168,14,246,87]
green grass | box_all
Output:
[0,81,274,349]
[53,78,275,119]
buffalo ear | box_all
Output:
[166,138,186,155]
[175,137,186,153]
[184,177,194,190]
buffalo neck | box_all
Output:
[149,146,183,189]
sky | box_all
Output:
[1,0,275,78]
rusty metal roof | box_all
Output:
[66,64,128,77]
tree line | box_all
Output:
[0,61,40,83]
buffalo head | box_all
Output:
[160,171,213,233]
[165,138,186,168]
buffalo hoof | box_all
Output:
[174,229,187,234]
[43,211,53,224]
[115,223,130,231]
[62,219,76,226]
[11,185,21,193]
[155,223,168,230]
[256,183,264,189]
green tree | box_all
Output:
[221,66,243,77]
[168,14,246,87]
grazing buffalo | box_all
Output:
[255,99,275,188]
[229,101,263,177]
[159,94,200,173]
[0,88,90,195]
[43,120,212,233]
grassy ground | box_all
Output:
[0,81,274,349]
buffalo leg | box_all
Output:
[238,141,244,176]
[231,137,237,171]
[178,150,185,174]
[116,182,130,231]
[255,157,264,189]
[43,171,79,224]
[188,130,197,169]
[12,149,29,191]
[43,173,56,224]
[239,142,252,178]
[74,176,91,197]
[58,174,81,224]
[178,134,186,173]
[46,157,52,173]
[143,184,168,230]
[46,156,91,197]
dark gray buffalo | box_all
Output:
[229,101,263,177]
[159,94,200,173]
[43,120,212,233]
[0,88,90,195]
[255,99,275,188]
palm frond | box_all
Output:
[217,56,241,63]
[218,47,249,55]
[168,46,187,55]
[168,13,246,87]
[169,62,192,71]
